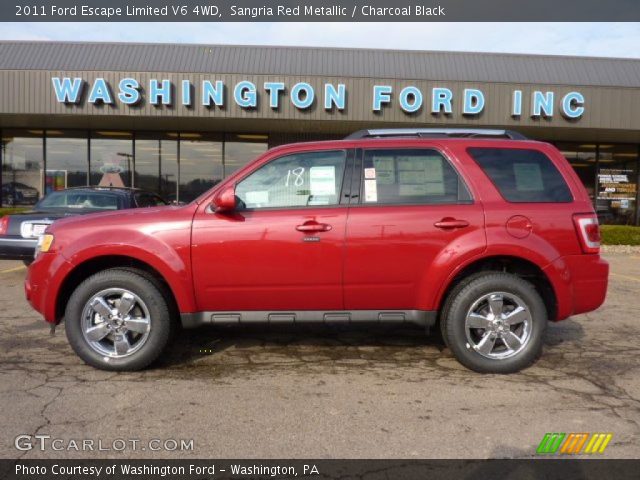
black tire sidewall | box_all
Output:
[444,273,547,374]
[65,269,172,371]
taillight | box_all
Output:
[573,213,601,254]
[0,216,8,236]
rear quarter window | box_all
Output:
[467,148,573,203]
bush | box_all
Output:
[600,225,640,246]
[0,207,29,217]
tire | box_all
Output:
[65,268,175,371]
[22,258,34,267]
[440,272,546,374]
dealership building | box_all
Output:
[0,41,639,223]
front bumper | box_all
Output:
[0,237,37,260]
[25,252,74,324]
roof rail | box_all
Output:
[344,128,528,140]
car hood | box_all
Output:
[48,204,192,232]
[46,204,198,259]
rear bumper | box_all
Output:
[544,254,609,320]
[0,237,37,260]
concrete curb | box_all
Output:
[601,245,640,254]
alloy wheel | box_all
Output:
[464,291,532,360]
[81,288,151,358]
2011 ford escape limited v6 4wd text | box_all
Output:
[25,129,609,373]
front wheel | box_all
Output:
[441,272,547,374]
[65,268,174,371]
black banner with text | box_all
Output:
[3,0,640,22]
[2,459,640,480]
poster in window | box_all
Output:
[597,168,637,202]
[98,153,127,188]
[44,170,67,194]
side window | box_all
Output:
[236,150,347,209]
[361,149,471,205]
[468,148,573,203]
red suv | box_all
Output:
[25,129,609,373]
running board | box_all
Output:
[181,310,436,329]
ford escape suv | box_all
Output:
[25,129,609,373]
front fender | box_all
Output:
[56,225,196,314]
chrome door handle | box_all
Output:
[296,222,332,232]
[434,218,470,229]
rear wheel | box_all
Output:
[441,272,546,373]
[65,268,174,371]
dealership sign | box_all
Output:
[51,77,585,119]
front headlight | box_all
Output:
[37,233,55,253]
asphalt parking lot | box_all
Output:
[1,253,639,459]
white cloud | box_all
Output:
[0,22,638,58]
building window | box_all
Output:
[135,133,179,202]
[178,133,223,203]
[556,142,598,202]
[1,129,44,207]
[224,134,268,177]
[90,131,133,188]
[45,130,89,192]
[597,144,638,225]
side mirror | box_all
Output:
[213,186,236,213]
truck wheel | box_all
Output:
[441,272,546,374]
[65,268,174,371]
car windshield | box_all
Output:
[36,190,121,210]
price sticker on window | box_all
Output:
[310,166,336,196]
[364,179,378,202]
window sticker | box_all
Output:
[513,163,544,191]
[309,166,336,196]
[245,190,269,205]
[399,170,426,184]
[424,182,446,195]
[364,179,378,202]
[308,198,330,206]
[397,157,424,171]
[364,168,376,179]
[396,156,445,195]
[399,184,429,196]
[423,156,445,184]
[372,157,395,184]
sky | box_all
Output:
[0,22,639,58]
